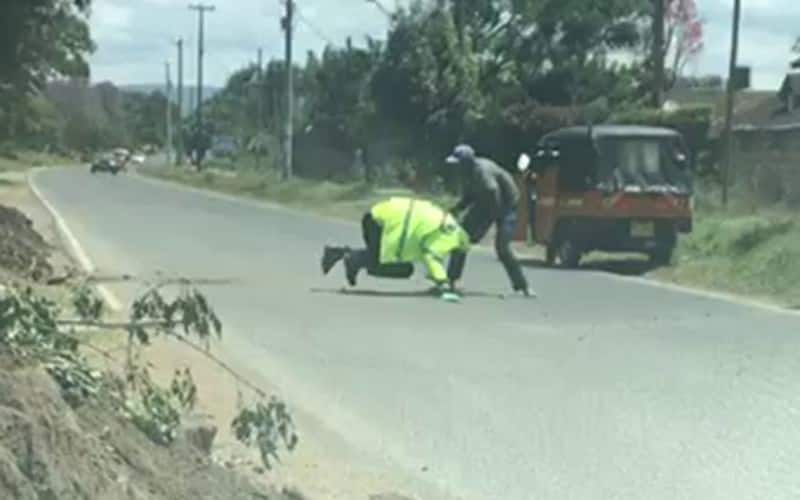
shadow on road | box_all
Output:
[518,256,658,277]
[310,287,506,300]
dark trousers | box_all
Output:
[449,207,529,291]
[349,213,414,279]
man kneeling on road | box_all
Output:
[321,197,470,301]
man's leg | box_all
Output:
[494,211,530,293]
[344,214,413,285]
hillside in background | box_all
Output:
[119,84,222,117]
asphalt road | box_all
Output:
[34,168,800,500]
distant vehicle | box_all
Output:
[90,154,121,175]
[517,125,694,268]
[130,154,146,165]
[210,136,238,159]
[112,148,131,171]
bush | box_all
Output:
[683,216,795,257]
[609,104,713,157]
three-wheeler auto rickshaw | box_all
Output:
[516,125,693,268]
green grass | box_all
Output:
[656,212,800,307]
[0,150,73,173]
[142,165,456,222]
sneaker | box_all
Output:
[516,287,537,298]
[344,253,360,286]
[321,246,346,275]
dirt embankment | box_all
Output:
[0,366,300,500]
[0,204,53,282]
[0,179,304,499]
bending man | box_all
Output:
[446,144,535,297]
[321,197,470,299]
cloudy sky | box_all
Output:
[89,0,800,91]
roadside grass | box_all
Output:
[655,211,800,307]
[142,164,456,221]
[0,150,73,172]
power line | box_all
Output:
[294,6,336,46]
[365,0,392,18]
[275,0,336,46]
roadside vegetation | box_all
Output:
[0,237,300,498]
[656,180,800,306]
[0,150,72,173]
[143,161,455,222]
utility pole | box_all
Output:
[722,0,741,207]
[189,4,215,133]
[281,0,294,180]
[257,47,264,170]
[652,0,665,108]
[175,38,184,165]
[165,61,173,165]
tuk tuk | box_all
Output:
[516,125,693,268]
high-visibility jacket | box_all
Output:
[370,197,470,283]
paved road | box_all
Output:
[34,168,800,500]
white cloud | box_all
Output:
[88,0,798,91]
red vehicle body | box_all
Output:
[517,125,694,268]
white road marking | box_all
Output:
[603,271,800,317]
[28,169,124,312]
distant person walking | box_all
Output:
[445,144,535,297]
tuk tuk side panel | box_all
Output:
[534,167,559,244]
[553,191,693,220]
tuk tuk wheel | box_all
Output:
[648,244,675,267]
[558,240,582,269]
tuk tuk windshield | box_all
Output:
[595,136,692,194]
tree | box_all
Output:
[664,0,704,83]
[370,1,483,167]
[639,0,704,95]
[0,0,94,142]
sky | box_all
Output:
[88,0,800,91]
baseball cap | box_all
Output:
[445,144,476,165]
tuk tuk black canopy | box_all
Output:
[535,125,691,194]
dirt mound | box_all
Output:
[0,204,52,282]
[0,366,300,500]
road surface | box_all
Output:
[33,168,800,500]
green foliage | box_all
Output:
[0,281,296,469]
[0,0,94,143]
[0,286,100,405]
[125,367,198,445]
[666,214,800,305]
[609,104,712,155]
[128,283,222,346]
[170,0,662,180]
[71,283,105,322]
[232,398,298,470]
[682,216,795,258]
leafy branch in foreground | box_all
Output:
[0,279,297,470]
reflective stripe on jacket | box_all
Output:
[370,197,470,283]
